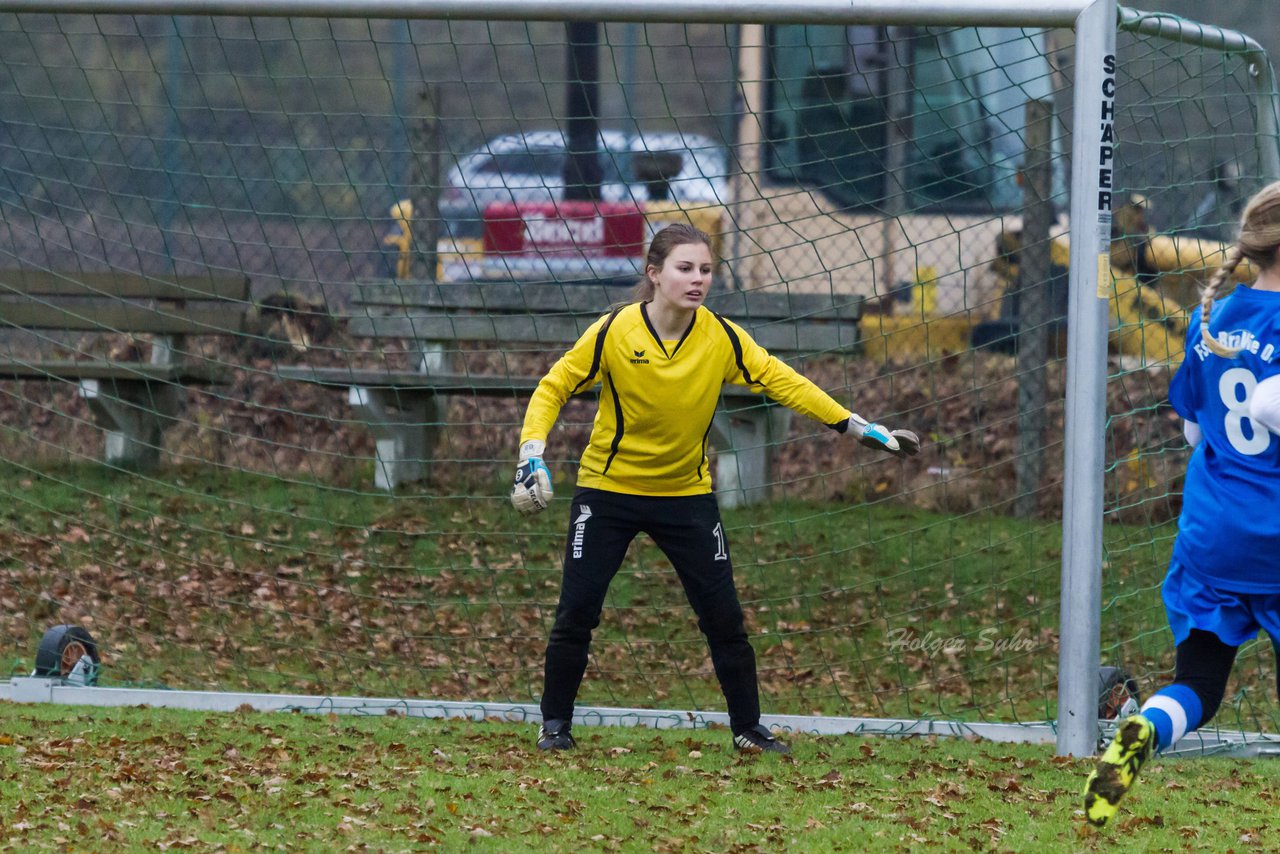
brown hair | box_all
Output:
[1201,179,1280,356]
[631,222,713,302]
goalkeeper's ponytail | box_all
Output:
[1201,179,1280,358]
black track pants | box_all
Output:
[540,487,761,734]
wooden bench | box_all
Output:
[277,281,862,506]
[0,269,251,469]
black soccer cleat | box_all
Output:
[536,719,576,751]
[733,724,791,754]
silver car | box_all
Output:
[439,129,730,236]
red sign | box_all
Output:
[483,201,646,259]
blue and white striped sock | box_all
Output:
[1139,685,1204,753]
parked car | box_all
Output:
[438,129,730,237]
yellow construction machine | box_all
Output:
[986,194,1256,366]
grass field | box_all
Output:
[3,701,1280,851]
[0,461,1178,724]
[4,462,1280,850]
[3,461,1279,727]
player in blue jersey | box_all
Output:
[1084,180,1280,828]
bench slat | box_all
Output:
[0,359,229,383]
[275,367,544,393]
[705,290,862,321]
[0,303,248,334]
[348,313,858,354]
[357,281,624,315]
[347,313,600,344]
[0,270,250,301]
[274,366,779,406]
[356,281,862,323]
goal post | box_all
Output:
[1057,0,1114,760]
[1,0,1278,760]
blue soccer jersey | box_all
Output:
[1168,284,1280,591]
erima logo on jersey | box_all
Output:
[630,349,649,365]
[572,505,592,558]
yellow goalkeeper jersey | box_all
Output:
[519,302,852,496]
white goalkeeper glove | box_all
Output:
[848,414,921,459]
[510,439,553,515]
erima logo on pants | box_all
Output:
[572,505,592,558]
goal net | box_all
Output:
[0,4,1275,747]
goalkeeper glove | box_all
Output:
[848,414,921,459]
[510,439,553,515]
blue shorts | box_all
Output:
[1163,559,1280,648]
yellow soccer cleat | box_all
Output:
[1083,714,1156,828]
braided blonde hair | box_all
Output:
[1201,180,1280,356]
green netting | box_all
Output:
[0,9,1276,741]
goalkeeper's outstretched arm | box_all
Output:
[724,317,921,459]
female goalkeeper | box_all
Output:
[509,222,919,754]
[1084,180,1280,827]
